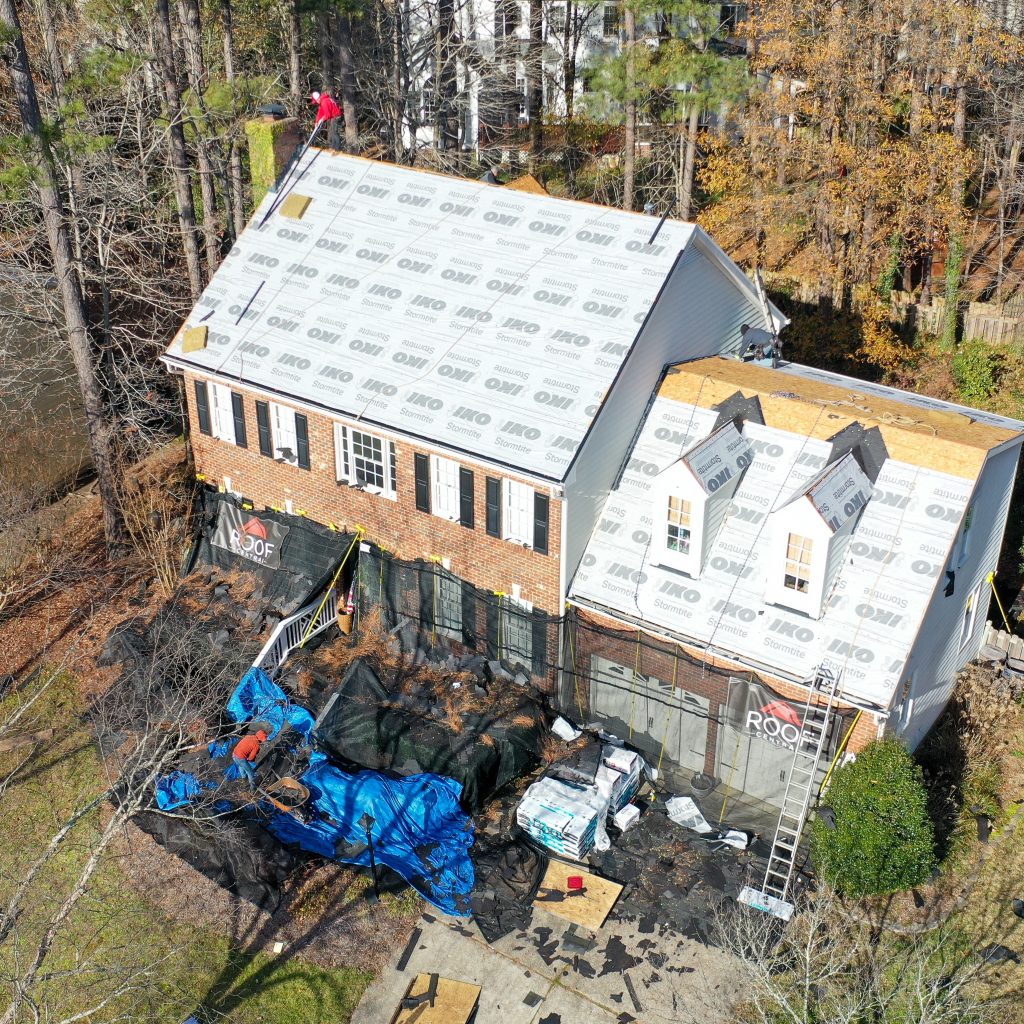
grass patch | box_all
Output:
[0,670,371,1023]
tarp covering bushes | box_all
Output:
[189,491,355,615]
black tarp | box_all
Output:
[190,491,355,615]
[470,835,547,944]
[133,811,301,910]
[313,659,546,813]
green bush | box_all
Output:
[811,740,936,897]
[951,339,997,404]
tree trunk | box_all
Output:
[678,104,699,220]
[316,10,335,91]
[221,0,246,235]
[33,0,65,96]
[177,0,221,271]
[623,4,636,210]
[437,0,459,152]
[562,0,575,122]
[153,0,204,298]
[0,0,125,552]
[334,12,359,152]
[527,0,543,168]
[286,0,302,116]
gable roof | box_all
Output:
[163,150,701,479]
[568,357,1024,710]
[781,452,873,533]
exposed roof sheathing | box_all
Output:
[164,151,696,479]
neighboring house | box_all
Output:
[568,356,1024,807]
[161,148,779,681]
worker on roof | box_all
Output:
[232,729,267,790]
[310,90,342,149]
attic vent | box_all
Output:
[279,193,312,220]
[181,325,208,353]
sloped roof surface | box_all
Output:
[569,359,1024,708]
[786,453,873,532]
[164,151,696,478]
[681,422,752,494]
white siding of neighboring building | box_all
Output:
[562,231,768,584]
[891,441,1023,749]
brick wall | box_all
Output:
[183,372,563,613]
[571,606,880,778]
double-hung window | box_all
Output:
[209,383,236,444]
[431,456,461,521]
[959,582,983,651]
[194,380,247,448]
[500,596,533,666]
[335,423,397,498]
[485,477,550,555]
[435,572,463,640]
[666,497,692,554]
[784,533,813,594]
[603,1,621,37]
[504,480,534,546]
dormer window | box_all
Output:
[667,497,692,554]
[784,534,813,594]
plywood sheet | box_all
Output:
[279,193,311,219]
[391,974,480,1024]
[181,325,208,353]
[533,861,623,930]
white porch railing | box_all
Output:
[254,588,339,675]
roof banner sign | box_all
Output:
[210,503,290,569]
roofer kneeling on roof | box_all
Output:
[232,729,267,790]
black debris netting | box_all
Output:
[189,490,356,616]
[133,811,302,911]
[312,657,548,813]
[470,834,548,944]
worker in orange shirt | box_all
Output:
[232,729,267,789]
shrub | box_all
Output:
[951,339,997,404]
[811,740,936,897]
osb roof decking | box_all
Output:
[663,357,1024,478]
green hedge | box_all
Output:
[811,740,936,897]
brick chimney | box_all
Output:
[245,112,301,210]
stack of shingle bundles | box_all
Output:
[596,745,643,814]
[516,776,609,860]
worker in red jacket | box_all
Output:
[310,91,342,149]
[232,729,267,789]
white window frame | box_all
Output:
[956,505,974,568]
[504,480,533,546]
[271,402,298,465]
[210,383,236,445]
[334,423,397,499]
[784,533,814,594]
[959,582,983,652]
[666,496,692,555]
[501,595,533,667]
[431,455,461,522]
[434,572,463,641]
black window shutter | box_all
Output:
[295,413,310,469]
[194,381,211,436]
[418,564,435,629]
[533,492,550,556]
[414,453,431,513]
[230,392,247,448]
[459,468,475,528]
[532,609,548,676]
[255,401,273,457]
[485,477,502,537]
[460,580,477,648]
[485,596,500,660]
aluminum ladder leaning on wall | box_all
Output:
[738,667,841,922]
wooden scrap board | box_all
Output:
[391,974,481,1024]
[533,860,623,930]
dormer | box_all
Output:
[654,422,753,577]
[764,453,873,619]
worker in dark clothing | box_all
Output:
[232,729,267,789]
[310,90,342,149]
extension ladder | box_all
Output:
[738,667,840,921]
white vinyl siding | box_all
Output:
[210,383,236,444]
[334,423,397,498]
[504,480,533,545]
[271,402,298,464]
[431,455,460,521]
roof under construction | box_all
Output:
[163,150,707,479]
[569,357,1024,709]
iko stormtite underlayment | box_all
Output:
[568,358,1024,709]
[162,150,699,479]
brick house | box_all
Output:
[163,149,778,684]
[567,356,1024,807]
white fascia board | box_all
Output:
[163,353,564,492]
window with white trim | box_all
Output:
[784,533,813,594]
[956,505,974,567]
[431,455,460,521]
[435,573,463,640]
[666,496,692,554]
[504,480,533,545]
[501,596,533,665]
[210,383,236,444]
[334,423,397,498]
[959,582,983,651]
[603,1,620,36]
[271,402,298,464]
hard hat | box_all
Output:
[310,91,321,102]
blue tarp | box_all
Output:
[157,667,476,915]
[227,667,316,741]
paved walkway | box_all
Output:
[351,907,743,1024]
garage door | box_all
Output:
[716,724,794,808]
[590,656,710,777]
